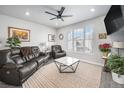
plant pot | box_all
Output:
[112,72,124,84]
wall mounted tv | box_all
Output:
[104,5,124,35]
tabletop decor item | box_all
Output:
[39,42,46,52]
[0,41,1,47]
[112,42,124,56]
[99,43,111,57]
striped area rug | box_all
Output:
[23,62,102,88]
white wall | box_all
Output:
[1,14,123,65]
[109,25,124,57]
[56,16,111,66]
[0,14,56,50]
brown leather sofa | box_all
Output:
[0,46,49,86]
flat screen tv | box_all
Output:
[104,5,124,35]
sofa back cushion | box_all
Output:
[20,47,32,56]
[11,55,26,64]
[20,47,36,61]
[11,48,20,55]
[26,54,35,61]
[11,48,26,64]
[31,46,40,57]
[0,49,15,64]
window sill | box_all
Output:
[67,51,94,55]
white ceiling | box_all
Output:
[0,5,111,28]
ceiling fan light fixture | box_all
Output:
[45,7,72,22]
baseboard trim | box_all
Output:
[79,59,104,67]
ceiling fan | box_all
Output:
[45,7,73,21]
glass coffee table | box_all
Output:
[54,57,80,73]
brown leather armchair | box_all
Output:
[51,45,66,59]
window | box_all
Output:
[67,26,93,54]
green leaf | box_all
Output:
[6,37,21,48]
[106,55,124,75]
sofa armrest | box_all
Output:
[39,52,47,56]
[0,63,22,86]
[2,63,23,69]
[0,64,4,69]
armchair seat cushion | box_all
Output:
[55,52,66,58]
[19,61,37,79]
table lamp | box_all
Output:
[113,42,124,55]
[0,41,2,47]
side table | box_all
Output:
[102,56,110,72]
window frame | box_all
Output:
[67,26,93,54]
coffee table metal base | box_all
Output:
[55,61,80,73]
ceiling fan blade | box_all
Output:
[61,18,64,21]
[61,15,73,17]
[45,11,57,16]
[50,17,57,20]
[59,7,65,15]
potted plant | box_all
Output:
[6,37,21,48]
[99,43,111,57]
[106,55,124,84]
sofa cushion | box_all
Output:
[25,54,35,61]
[35,56,44,66]
[20,47,32,57]
[31,46,40,57]
[11,48,20,55]
[10,48,26,64]
[12,55,26,64]
[0,49,15,64]
[18,61,37,79]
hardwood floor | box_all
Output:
[0,60,124,88]
[100,71,124,88]
[0,59,53,88]
[23,62,102,88]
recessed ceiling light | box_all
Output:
[25,11,30,16]
[90,8,95,12]
[55,23,58,26]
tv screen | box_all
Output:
[104,5,123,35]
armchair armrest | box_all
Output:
[61,50,66,53]
[54,50,66,54]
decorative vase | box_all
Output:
[103,52,109,57]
